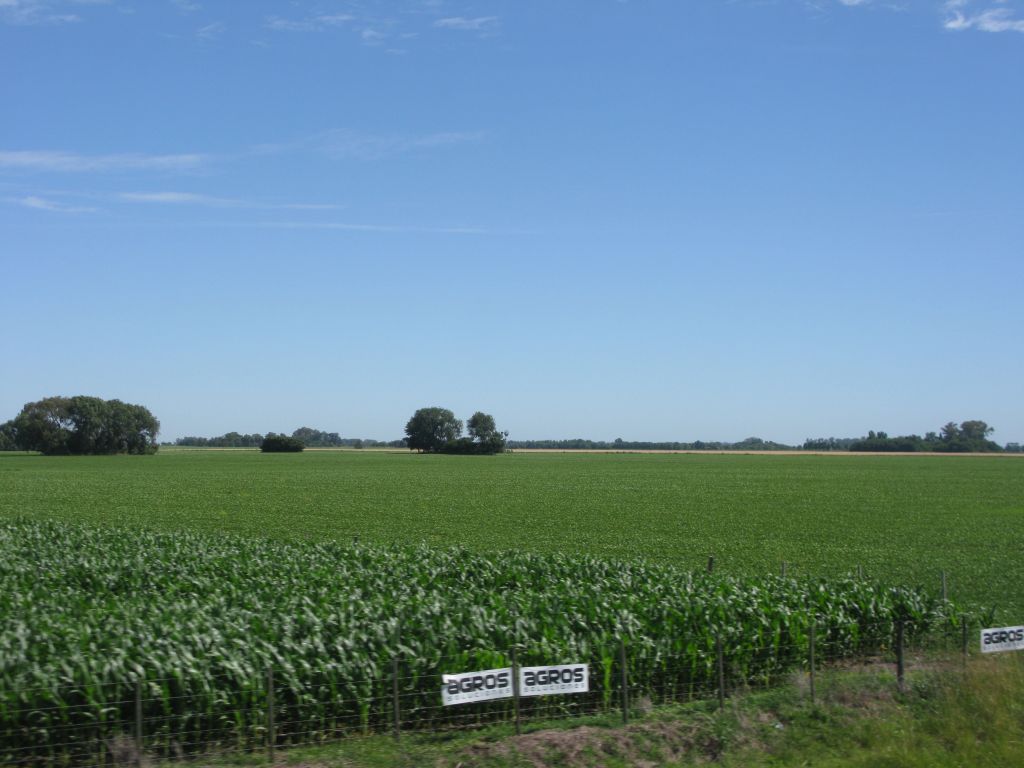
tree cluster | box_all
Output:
[0,421,17,452]
[289,427,343,448]
[843,420,1002,453]
[260,434,305,453]
[404,408,508,455]
[2,396,159,455]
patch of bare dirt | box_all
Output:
[456,718,724,768]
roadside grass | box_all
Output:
[172,654,1024,767]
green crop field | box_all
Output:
[0,518,952,764]
[1,449,1022,616]
[0,449,1019,762]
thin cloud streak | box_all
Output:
[0,150,207,172]
[944,4,1024,33]
[4,195,97,213]
[0,0,79,25]
[1,129,481,178]
[120,191,344,210]
[195,21,224,41]
[244,220,496,235]
[433,16,499,31]
[315,130,485,161]
[264,13,354,32]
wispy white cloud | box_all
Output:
[120,191,344,210]
[0,129,478,176]
[249,220,492,235]
[433,16,498,31]
[170,0,200,12]
[195,21,223,41]
[0,0,79,25]
[121,191,233,205]
[944,1,1024,33]
[0,150,206,172]
[316,130,485,160]
[250,129,484,161]
[0,149,207,172]
[0,0,121,25]
[4,195,97,213]
[264,13,355,32]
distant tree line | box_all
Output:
[0,396,159,455]
[175,432,265,448]
[508,437,796,451]
[800,437,858,451]
[804,420,1007,453]
[174,427,406,449]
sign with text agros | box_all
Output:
[980,625,1024,654]
[520,664,589,697]
[441,663,590,706]
[441,667,513,706]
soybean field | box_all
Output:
[0,449,1022,616]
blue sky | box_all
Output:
[2,0,1022,444]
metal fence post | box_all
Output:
[941,571,948,603]
[619,638,629,725]
[511,645,521,736]
[808,624,816,705]
[392,655,401,742]
[961,615,969,666]
[134,679,143,767]
[267,667,275,762]
[716,635,726,710]
[781,561,787,578]
[706,555,715,574]
[896,620,905,693]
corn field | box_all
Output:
[0,519,958,764]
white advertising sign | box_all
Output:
[520,664,589,697]
[441,667,513,706]
[980,626,1024,654]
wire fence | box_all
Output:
[0,618,975,768]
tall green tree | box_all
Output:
[404,407,462,453]
[0,420,18,451]
[11,396,159,455]
[465,411,508,454]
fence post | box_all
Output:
[706,555,715,574]
[781,561,787,578]
[808,624,816,705]
[511,645,521,736]
[961,615,969,666]
[941,571,948,603]
[619,638,629,725]
[857,564,863,580]
[896,620,905,693]
[267,667,275,762]
[392,655,401,742]
[716,635,726,710]
[134,678,143,767]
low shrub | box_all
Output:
[260,434,304,453]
